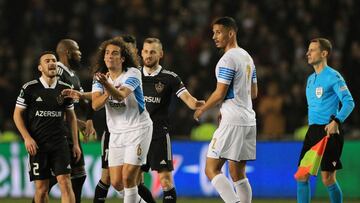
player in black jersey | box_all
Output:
[57,39,96,203]
[13,51,81,203]
[140,38,204,203]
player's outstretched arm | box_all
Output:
[179,91,205,110]
[194,82,228,121]
[13,107,38,155]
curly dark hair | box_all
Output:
[92,38,140,74]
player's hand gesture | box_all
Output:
[72,144,82,163]
[61,89,82,100]
[24,136,38,156]
[194,108,204,122]
[194,100,205,109]
[83,120,96,142]
[95,72,108,85]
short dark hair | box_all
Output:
[38,51,56,64]
[311,38,332,56]
[143,37,163,50]
[212,16,238,32]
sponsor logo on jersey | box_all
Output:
[315,87,323,98]
[144,96,161,103]
[35,110,62,117]
[109,101,126,108]
[155,81,165,93]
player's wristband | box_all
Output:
[330,115,341,125]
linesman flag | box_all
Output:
[294,135,329,179]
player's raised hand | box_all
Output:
[72,144,82,163]
[95,72,108,85]
[62,89,82,100]
[24,136,38,156]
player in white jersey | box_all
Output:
[194,17,258,203]
[92,38,152,203]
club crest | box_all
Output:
[155,81,164,93]
[56,95,64,105]
[315,87,323,98]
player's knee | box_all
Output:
[111,178,124,191]
[205,166,219,180]
[321,174,335,186]
[35,185,49,197]
[101,169,111,185]
[159,174,173,190]
[57,175,72,190]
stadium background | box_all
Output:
[0,0,359,202]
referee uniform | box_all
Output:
[298,66,355,171]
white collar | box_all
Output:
[39,77,57,89]
[143,65,162,77]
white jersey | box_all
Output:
[92,67,152,133]
[216,47,257,126]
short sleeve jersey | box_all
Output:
[92,67,152,133]
[141,66,187,139]
[216,47,257,126]
[16,77,74,151]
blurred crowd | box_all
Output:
[1,0,359,141]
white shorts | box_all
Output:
[108,125,152,167]
[207,124,256,161]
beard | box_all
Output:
[68,57,81,70]
[143,59,157,68]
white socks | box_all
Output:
[124,186,147,203]
[233,178,252,203]
[211,174,240,203]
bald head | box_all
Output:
[56,39,81,66]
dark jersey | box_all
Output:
[16,78,74,151]
[56,62,86,117]
[141,66,186,139]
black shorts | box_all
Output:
[29,141,71,181]
[298,124,344,171]
[141,133,173,172]
[100,130,110,169]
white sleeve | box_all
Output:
[92,79,104,93]
[216,54,236,85]
[123,69,141,91]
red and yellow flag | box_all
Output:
[294,135,329,179]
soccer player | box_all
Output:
[92,38,152,203]
[56,39,96,203]
[13,51,81,203]
[141,37,205,203]
[194,17,258,203]
[92,35,154,203]
[295,38,355,203]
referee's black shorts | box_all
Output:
[298,124,344,172]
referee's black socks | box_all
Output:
[138,183,156,203]
[94,180,110,203]
[163,187,177,203]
